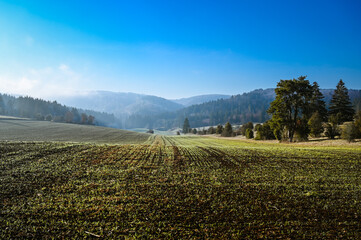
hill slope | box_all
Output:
[172,94,231,107]
[57,91,184,118]
[125,88,361,129]
[179,88,361,128]
[0,117,151,144]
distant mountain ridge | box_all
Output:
[57,91,232,118]
[124,88,361,129]
[2,88,360,130]
[172,94,231,107]
[175,88,361,128]
[57,91,184,118]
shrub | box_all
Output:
[240,122,253,136]
[246,128,254,139]
[341,122,358,143]
[355,111,361,138]
[45,114,53,121]
[207,127,216,134]
[255,122,276,140]
[308,112,324,137]
[325,115,340,139]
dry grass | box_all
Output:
[0,118,151,144]
[206,134,361,148]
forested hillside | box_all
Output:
[125,89,361,129]
[172,94,231,107]
[57,91,184,118]
[0,94,120,128]
[2,88,360,130]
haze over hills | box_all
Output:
[57,91,184,118]
[1,88,361,131]
[57,91,231,118]
[172,94,231,107]
[124,88,361,129]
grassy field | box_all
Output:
[0,117,151,144]
[1,132,360,239]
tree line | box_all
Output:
[125,88,361,130]
[182,77,361,142]
[0,93,117,126]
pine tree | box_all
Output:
[0,95,5,115]
[310,82,328,121]
[183,118,190,134]
[329,79,355,124]
[216,124,223,134]
[222,122,233,137]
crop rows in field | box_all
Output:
[1,137,361,239]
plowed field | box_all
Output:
[1,135,361,239]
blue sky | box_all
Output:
[0,0,360,99]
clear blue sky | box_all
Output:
[1,0,360,99]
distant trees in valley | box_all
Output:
[123,86,360,133]
[0,94,116,127]
[186,77,361,142]
[267,77,359,142]
[2,77,360,143]
[183,118,190,133]
[222,122,233,137]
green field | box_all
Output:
[0,118,150,144]
[1,121,361,239]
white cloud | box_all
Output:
[1,76,39,95]
[0,64,88,100]
[59,64,69,72]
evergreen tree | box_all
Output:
[329,79,355,124]
[0,95,5,114]
[88,115,95,125]
[71,108,81,123]
[310,82,328,121]
[207,126,216,134]
[222,122,233,137]
[183,118,190,133]
[268,76,313,142]
[65,111,74,123]
[216,124,223,134]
